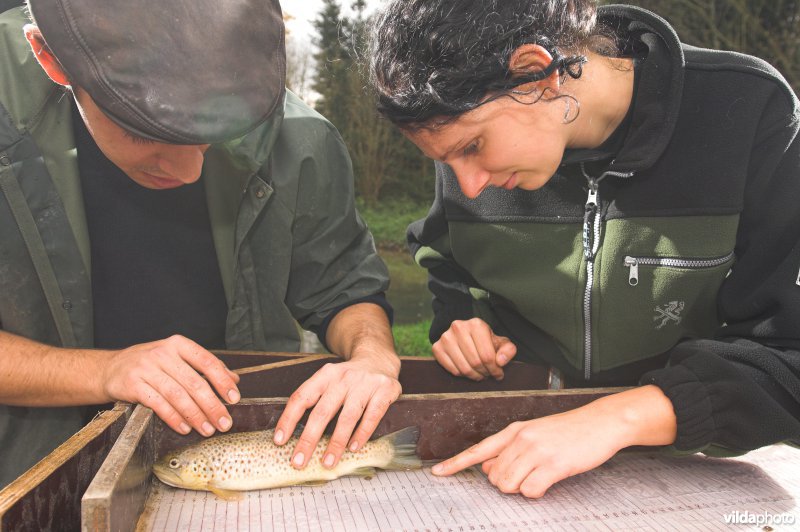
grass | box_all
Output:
[357,198,434,357]
[392,320,433,358]
[357,198,430,251]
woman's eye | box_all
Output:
[463,141,479,156]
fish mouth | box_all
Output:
[152,464,186,489]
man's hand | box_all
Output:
[272,302,401,470]
[101,335,241,437]
[433,318,517,381]
[273,355,401,469]
[431,385,678,498]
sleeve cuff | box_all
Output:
[641,364,716,452]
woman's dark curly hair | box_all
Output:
[368,0,616,130]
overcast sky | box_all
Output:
[281,0,382,48]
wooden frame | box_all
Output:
[81,352,624,532]
[0,403,131,531]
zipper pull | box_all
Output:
[582,181,598,260]
[624,256,639,286]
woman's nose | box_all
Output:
[452,161,492,199]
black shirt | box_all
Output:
[74,106,228,349]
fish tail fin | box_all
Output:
[379,426,422,470]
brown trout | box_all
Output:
[153,426,421,500]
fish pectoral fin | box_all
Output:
[208,484,244,501]
[352,467,377,480]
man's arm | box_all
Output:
[272,302,401,470]
[0,330,240,436]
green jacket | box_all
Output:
[0,6,388,486]
[409,6,800,455]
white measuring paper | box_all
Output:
[140,445,799,531]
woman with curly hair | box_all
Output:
[368,0,800,498]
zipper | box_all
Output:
[581,179,600,381]
[623,252,735,286]
[580,163,634,380]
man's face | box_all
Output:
[73,89,211,189]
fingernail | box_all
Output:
[497,354,508,365]
[432,464,443,475]
[323,453,335,468]
[293,452,304,467]
[202,422,214,436]
[349,441,359,452]
[219,417,232,430]
[179,422,191,434]
[228,389,240,403]
[274,429,284,444]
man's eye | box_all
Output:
[123,131,157,145]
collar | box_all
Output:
[562,5,686,173]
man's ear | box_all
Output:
[23,24,70,86]
[508,43,560,93]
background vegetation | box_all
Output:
[288,0,799,356]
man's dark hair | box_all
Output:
[368,0,617,130]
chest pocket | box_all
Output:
[592,215,738,371]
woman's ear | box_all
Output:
[509,43,561,93]
[23,24,70,86]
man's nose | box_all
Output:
[160,144,211,184]
[451,161,492,199]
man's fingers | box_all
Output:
[163,359,235,433]
[322,393,371,468]
[136,383,191,435]
[176,337,240,404]
[273,381,324,447]
[347,382,399,453]
[291,383,349,469]
[145,372,220,436]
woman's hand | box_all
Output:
[432,318,517,380]
[431,385,678,498]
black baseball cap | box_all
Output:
[29,0,286,144]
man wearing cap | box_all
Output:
[0,0,401,486]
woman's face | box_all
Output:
[404,95,569,199]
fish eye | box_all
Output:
[169,458,180,468]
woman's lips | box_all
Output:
[501,172,518,190]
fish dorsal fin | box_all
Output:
[208,484,244,501]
